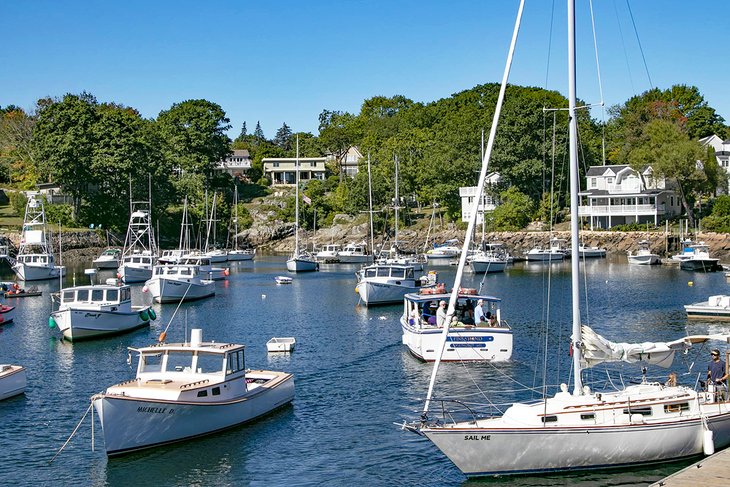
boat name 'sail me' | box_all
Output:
[137,406,174,414]
[464,435,491,441]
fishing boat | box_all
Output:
[679,242,721,272]
[401,290,512,361]
[50,270,154,341]
[93,248,122,269]
[685,295,730,320]
[406,2,730,476]
[286,136,318,273]
[178,255,228,280]
[145,264,215,303]
[525,237,566,261]
[0,364,26,400]
[577,243,606,258]
[91,328,295,456]
[627,239,660,265]
[227,187,256,261]
[671,238,695,262]
[118,183,158,283]
[315,244,342,263]
[12,195,65,281]
[337,242,372,264]
[356,264,437,306]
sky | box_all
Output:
[1,1,728,139]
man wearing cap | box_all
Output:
[707,349,728,402]
[436,300,448,328]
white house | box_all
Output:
[579,165,681,229]
[459,172,502,222]
[325,146,363,177]
[262,157,327,185]
[216,149,252,179]
[699,134,730,193]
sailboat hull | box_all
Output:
[286,258,318,272]
[423,411,730,476]
[469,259,507,274]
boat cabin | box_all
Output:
[179,256,213,267]
[99,249,121,258]
[153,264,202,278]
[362,264,415,280]
[403,292,503,328]
[61,285,132,308]
[17,253,54,265]
[122,251,154,266]
[318,244,341,254]
[342,243,367,254]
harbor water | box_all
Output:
[0,255,727,486]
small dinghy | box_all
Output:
[267,337,296,353]
[274,276,293,285]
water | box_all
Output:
[0,256,726,486]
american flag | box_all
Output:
[302,194,312,205]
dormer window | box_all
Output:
[607,177,614,184]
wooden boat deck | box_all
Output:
[651,447,730,486]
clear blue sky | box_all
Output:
[1,1,727,139]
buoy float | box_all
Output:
[158,331,167,343]
[48,316,57,328]
[224,268,230,276]
[688,281,694,287]
[354,285,359,294]
[142,285,149,293]
[139,309,150,322]
[148,308,157,320]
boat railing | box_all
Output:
[428,398,498,425]
[180,378,210,389]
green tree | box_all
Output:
[0,106,39,187]
[491,187,534,230]
[318,110,356,181]
[273,123,293,151]
[253,121,265,141]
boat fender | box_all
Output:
[139,309,150,322]
[0,315,4,323]
[48,316,56,328]
[158,331,167,343]
[224,268,230,277]
[704,429,715,455]
[354,285,359,294]
[148,308,157,320]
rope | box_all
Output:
[49,401,93,464]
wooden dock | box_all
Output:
[651,448,730,486]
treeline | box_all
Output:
[1,83,728,239]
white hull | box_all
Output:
[205,252,228,263]
[93,372,294,456]
[358,281,426,305]
[119,264,153,283]
[680,258,720,272]
[401,320,512,361]
[0,365,26,400]
[526,250,564,262]
[12,263,64,281]
[469,259,507,274]
[226,250,254,261]
[286,257,318,272]
[52,308,150,340]
[578,248,606,258]
[628,254,660,265]
[146,277,215,303]
[93,257,120,269]
[685,296,730,320]
[336,254,372,264]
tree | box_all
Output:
[273,123,293,151]
[239,122,247,138]
[0,106,38,187]
[491,187,534,230]
[318,110,356,182]
[253,121,265,141]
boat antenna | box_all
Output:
[368,153,375,261]
[423,0,525,417]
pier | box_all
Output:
[651,448,730,486]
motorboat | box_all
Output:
[93,248,122,269]
[679,242,720,272]
[91,328,295,456]
[685,295,730,320]
[401,290,512,361]
[671,238,695,262]
[118,207,158,283]
[274,276,293,285]
[178,254,229,280]
[424,240,461,263]
[286,136,319,273]
[0,364,26,400]
[0,302,16,325]
[337,242,372,264]
[526,237,566,262]
[49,271,154,341]
[227,248,255,261]
[627,240,660,265]
[577,244,606,258]
[375,248,425,272]
[11,195,65,281]
[145,264,215,303]
[315,244,341,262]
[407,3,730,476]
[356,264,437,306]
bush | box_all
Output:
[701,215,730,233]
[609,222,659,232]
[711,195,730,217]
[44,203,76,227]
[257,177,271,187]
[8,191,27,217]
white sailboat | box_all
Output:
[203,192,228,263]
[406,1,730,476]
[286,136,318,273]
[227,186,255,261]
[12,195,65,281]
[118,180,158,283]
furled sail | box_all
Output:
[580,325,730,368]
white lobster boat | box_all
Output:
[118,207,158,283]
[12,196,65,281]
[356,264,437,306]
[0,364,26,400]
[685,295,730,320]
[401,291,512,361]
[50,278,154,341]
[145,264,215,303]
[315,244,341,262]
[92,329,295,456]
[337,242,372,264]
[627,240,660,265]
[93,248,122,269]
[178,255,229,280]
[526,237,566,262]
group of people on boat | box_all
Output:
[0,282,31,295]
[410,298,498,328]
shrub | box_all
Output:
[8,191,27,217]
[609,222,659,232]
[257,177,271,187]
[701,215,730,233]
[44,203,76,227]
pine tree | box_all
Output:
[239,121,247,138]
[253,121,265,140]
[273,123,293,150]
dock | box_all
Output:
[651,448,730,486]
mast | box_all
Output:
[233,186,239,251]
[423,0,525,416]
[368,153,375,259]
[294,135,300,257]
[568,0,583,394]
[394,155,399,248]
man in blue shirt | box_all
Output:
[707,349,728,402]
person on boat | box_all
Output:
[488,313,497,327]
[707,349,728,402]
[474,299,485,323]
[436,300,448,328]
[461,306,475,325]
[665,372,677,387]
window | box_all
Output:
[623,407,652,416]
[166,351,194,373]
[590,178,596,188]
[62,290,75,302]
[107,289,119,302]
[580,413,595,420]
[664,403,689,413]
[541,416,558,423]
[212,387,221,396]
[91,289,104,301]
[77,289,89,301]
[227,350,245,374]
[197,353,225,374]
[607,177,614,184]
[197,390,208,397]
[140,353,163,373]
[273,162,280,167]
[377,267,390,277]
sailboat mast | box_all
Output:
[233,186,239,251]
[567,0,583,394]
[394,155,399,247]
[423,0,525,416]
[368,153,375,259]
[294,135,300,256]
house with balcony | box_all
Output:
[459,172,502,222]
[579,165,681,229]
[699,134,730,193]
[215,149,252,179]
[262,157,327,185]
